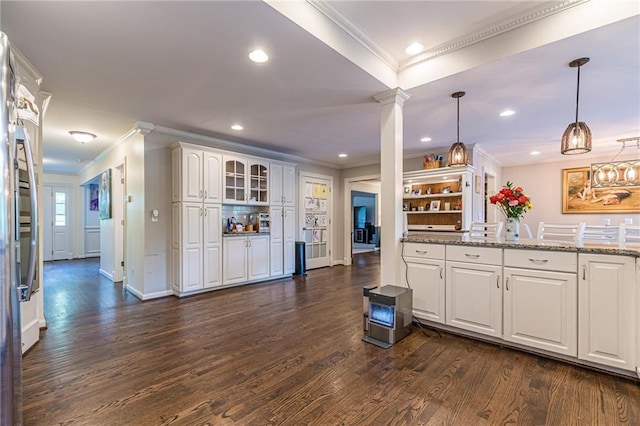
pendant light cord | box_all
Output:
[457,96,460,143]
[575,64,581,125]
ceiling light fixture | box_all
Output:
[499,109,515,117]
[447,91,470,167]
[231,124,243,131]
[248,49,269,63]
[591,136,640,188]
[404,42,424,55]
[530,151,541,156]
[69,131,96,143]
[338,153,348,158]
[420,137,432,142]
[561,57,592,155]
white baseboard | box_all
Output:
[332,259,345,266]
[125,284,144,301]
[99,268,114,281]
[21,318,40,354]
[141,290,173,300]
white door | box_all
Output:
[504,267,577,356]
[203,204,222,288]
[181,203,203,291]
[283,206,295,274]
[270,206,283,276]
[446,262,502,337]
[43,184,71,261]
[300,173,332,269]
[248,235,270,280]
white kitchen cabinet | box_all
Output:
[403,243,445,324]
[249,159,269,205]
[223,155,248,203]
[503,267,577,356]
[270,163,295,206]
[223,235,270,285]
[172,203,222,293]
[578,253,636,371]
[172,145,222,204]
[269,206,296,277]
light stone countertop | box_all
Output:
[401,234,640,258]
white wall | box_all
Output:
[502,154,640,231]
[84,184,100,257]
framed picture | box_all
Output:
[475,175,482,194]
[430,200,440,211]
[442,186,451,194]
[411,189,421,196]
[562,167,640,213]
[98,169,111,219]
[404,186,411,195]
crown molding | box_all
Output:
[399,0,590,71]
[307,0,398,71]
[372,88,411,106]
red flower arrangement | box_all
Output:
[489,181,533,219]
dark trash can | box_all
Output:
[294,241,307,276]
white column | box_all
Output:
[373,88,410,287]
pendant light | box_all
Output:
[561,57,592,155]
[447,91,470,166]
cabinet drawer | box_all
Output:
[402,243,445,260]
[504,249,576,273]
[446,245,502,265]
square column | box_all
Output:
[373,88,410,287]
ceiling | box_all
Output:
[1,1,639,175]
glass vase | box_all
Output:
[505,217,520,241]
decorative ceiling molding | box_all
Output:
[307,0,398,71]
[399,0,590,71]
[372,87,411,106]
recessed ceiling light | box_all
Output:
[405,42,424,55]
[420,137,432,142]
[231,124,243,131]
[248,49,269,63]
[499,109,516,117]
[338,153,348,158]
[530,151,541,155]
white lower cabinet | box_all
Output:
[403,243,445,323]
[503,267,577,356]
[578,254,636,371]
[270,206,295,277]
[172,203,222,294]
[223,234,270,285]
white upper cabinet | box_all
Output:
[223,155,248,204]
[248,159,269,205]
[270,163,295,206]
[172,145,222,204]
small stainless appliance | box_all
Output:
[258,212,270,233]
[363,285,412,349]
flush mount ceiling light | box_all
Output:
[561,57,592,155]
[446,91,470,167]
[248,49,269,63]
[530,151,541,156]
[69,131,96,143]
[420,137,432,142]
[231,124,243,131]
[499,109,516,117]
[404,42,424,55]
[338,153,348,158]
[591,136,640,189]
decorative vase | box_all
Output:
[505,217,520,241]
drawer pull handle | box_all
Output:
[506,277,509,291]
[528,258,549,264]
[415,250,428,254]
[440,267,443,279]
[496,275,500,289]
[464,253,480,258]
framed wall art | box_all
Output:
[562,166,640,214]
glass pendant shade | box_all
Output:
[447,91,470,166]
[561,121,592,154]
[590,137,640,188]
[447,142,469,166]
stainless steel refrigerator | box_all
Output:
[0,31,39,425]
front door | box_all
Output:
[300,173,332,269]
[43,184,71,261]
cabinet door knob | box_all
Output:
[440,267,443,279]
[496,275,500,289]
[582,265,586,280]
[199,208,203,216]
[204,190,208,199]
[199,190,203,199]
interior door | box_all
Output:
[300,173,332,270]
[43,184,71,261]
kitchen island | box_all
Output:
[399,234,640,378]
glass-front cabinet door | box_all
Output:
[249,160,269,205]
[223,156,247,203]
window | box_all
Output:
[55,192,66,226]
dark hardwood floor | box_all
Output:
[23,253,639,425]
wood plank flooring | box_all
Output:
[23,253,639,425]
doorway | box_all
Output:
[42,184,72,261]
[343,175,381,265]
[352,191,378,254]
[299,172,333,270]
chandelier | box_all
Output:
[591,137,640,188]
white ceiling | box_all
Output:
[1,1,639,175]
